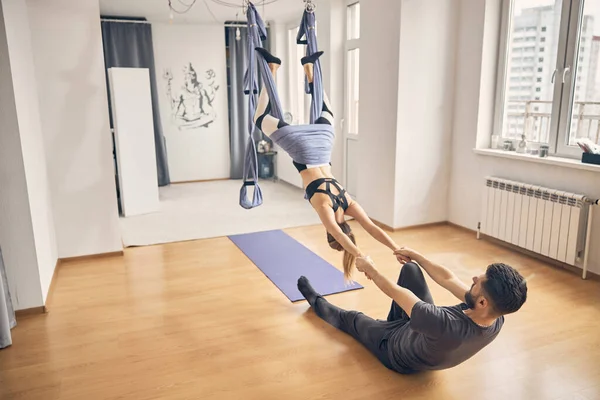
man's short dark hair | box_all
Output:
[483,263,527,315]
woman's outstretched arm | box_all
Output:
[345,202,400,251]
[314,205,363,257]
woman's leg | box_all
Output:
[254,48,288,136]
[317,90,334,125]
[302,51,334,125]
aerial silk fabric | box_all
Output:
[239,4,332,208]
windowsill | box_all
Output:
[473,148,600,173]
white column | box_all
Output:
[0,0,57,309]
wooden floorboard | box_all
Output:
[1,223,599,400]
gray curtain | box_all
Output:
[227,26,270,179]
[0,248,15,349]
[101,19,170,187]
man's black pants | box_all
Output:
[310,262,434,369]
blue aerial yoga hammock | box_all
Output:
[238,2,267,209]
[239,2,334,208]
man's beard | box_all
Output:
[465,285,476,309]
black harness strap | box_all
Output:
[308,178,349,212]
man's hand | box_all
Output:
[357,256,422,318]
[393,247,422,264]
[394,247,469,302]
[356,256,378,280]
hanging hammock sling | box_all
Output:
[239,2,334,209]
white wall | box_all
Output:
[0,0,57,309]
[394,0,458,228]
[26,0,122,259]
[357,0,403,226]
[449,0,600,274]
[152,23,230,183]
[357,0,459,229]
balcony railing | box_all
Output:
[504,100,600,145]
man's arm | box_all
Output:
[356,257,421,317]
[395,248,469,302]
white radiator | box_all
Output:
[480,177,597,277]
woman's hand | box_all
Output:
[393,247,421,265]
[356,256,378,280]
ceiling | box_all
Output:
[99,0,306,24]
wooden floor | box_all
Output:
[1,224,599,400]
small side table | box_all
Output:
[257,151,278,181]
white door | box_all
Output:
[108,68,160,217]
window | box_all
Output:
[347,2,360,40]
[495,0,600,156]
[287,26,307,124]
[346,49,360,134]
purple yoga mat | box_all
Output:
[229,230,363,302]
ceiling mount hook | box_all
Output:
[304,0,316,13]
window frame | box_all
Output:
[556,0,587,157]
[493,0,590,159]
[343,0,360,195]
[344,1,360,138]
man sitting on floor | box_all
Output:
[297,247,528,374]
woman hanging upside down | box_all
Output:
[254,47,401,279]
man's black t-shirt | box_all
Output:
[387,301,504,373]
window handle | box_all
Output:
[562,66,571,83]
[551,68,558,83]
